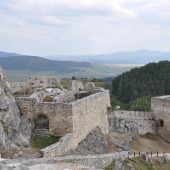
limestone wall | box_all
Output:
[10,81,27,94]
[151,96,170,142]
[10,76,61,95]
[16,97,73,136]
[108,110,157,135]
[42,133,73,157]
[71,90,110,149]
[113,110,154,120]
[41,90,111,157]
[27,76,60,89]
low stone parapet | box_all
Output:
[41,133,73,157]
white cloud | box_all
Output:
[1,0,170,55]
[6,0,136,17]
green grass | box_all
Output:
[43,96,54,102]
[105,160,115,170]
[32,136,61,149]
[131,157,156,170]
[130,157,170,170]
[105,157,170,170]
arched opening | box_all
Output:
[35,114,49,130]
[158,119,164,127]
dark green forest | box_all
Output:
[112,61,170,111]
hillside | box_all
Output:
[0,55,91,73]
[112,61,170,110]
[0,51,140,81]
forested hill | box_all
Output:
[0,55,91,73]
[112,61,170,111]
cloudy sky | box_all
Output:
[0,0,170,56]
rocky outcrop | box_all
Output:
[67,127,109,155]
[108,111,139,136]
[42,127,109,158]
[0,159,95,170]
[108,111,139,150]
[0,68,31,150]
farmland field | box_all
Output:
[5,64,143,82]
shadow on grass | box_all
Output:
[32,136,61,149]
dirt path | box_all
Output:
[21,147,42,158]
[132,134,170,152]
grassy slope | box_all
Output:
[130,157,170,170]
[32,136,60,149]
[105,157,170,170]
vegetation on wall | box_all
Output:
[43,96,54,102]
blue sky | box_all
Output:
[0,0,170,56]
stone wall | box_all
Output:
[27,76,60,89]
[71,90,110,149]
[41,90,111,157]
[10,82,27,94]
[108,110,157,135]
[42,134,73,157]
[10,76,61,95]
[151,96,170,142]
[16,97,73,136]
[68,80,84,92]
[0,152,129,169]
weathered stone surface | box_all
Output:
[163,154,170,163]
[108,111,157,136]
[0,122,6,149]
[114,160,133,170]
[0,152,129,170]
[0,160,95,170]
[67,127,108,155]
[108,132,132,151]
[84,82,95,92]
[0,68,31,151]
[53,91,75,103]
[114,151,129,161]
[68,80,84,92]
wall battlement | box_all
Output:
[108,110,157,135]
[113,110,154,120]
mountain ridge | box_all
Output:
[1,49,170,66]
[0,55,91,73]
[47,49,170,64]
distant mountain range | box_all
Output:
[0,49,170,77]
[0,52,91,73]
[1,50,170,65]
[47,49,170,64]
[0,51,20,57]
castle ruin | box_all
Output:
[1,69,170,158]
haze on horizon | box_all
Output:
[1,0,170,56]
